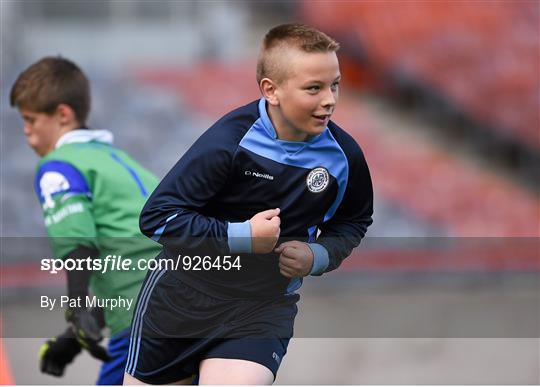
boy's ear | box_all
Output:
[259,78,279,106]
[55,103,78,126]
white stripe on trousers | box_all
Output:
[125,268,165,374]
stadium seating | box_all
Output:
[299,1,540,149]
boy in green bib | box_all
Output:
[10,56,160,384]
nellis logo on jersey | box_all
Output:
[306,167,329,193]
[244,170,274,181]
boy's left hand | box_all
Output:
[275,241,314,278]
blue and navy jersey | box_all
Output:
[140,98,373,297]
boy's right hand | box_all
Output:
[39,327,81,377]
[250,208,281,253]
[65,308,111,362]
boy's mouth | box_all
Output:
[312,113,331,123]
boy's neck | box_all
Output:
[54,125,79,143]
[43,125,83,156]
[267,104,309,142]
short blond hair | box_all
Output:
[256,23,340,85]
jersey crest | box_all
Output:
[306,167,330,193]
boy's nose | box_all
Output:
[321,89,336,108]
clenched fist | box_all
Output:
[275,240,314,278]
[250,208,281,253]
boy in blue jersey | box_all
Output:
[124,23,373,385]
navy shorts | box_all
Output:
[125,268,299,384]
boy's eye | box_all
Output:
[307,86,320,92]
[331,82,340,91]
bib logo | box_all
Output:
[306,167,329,193]
[40,171,70,210]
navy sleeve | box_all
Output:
[312,130,373,274]
[140,127,233,252]
[139,104,257,253]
